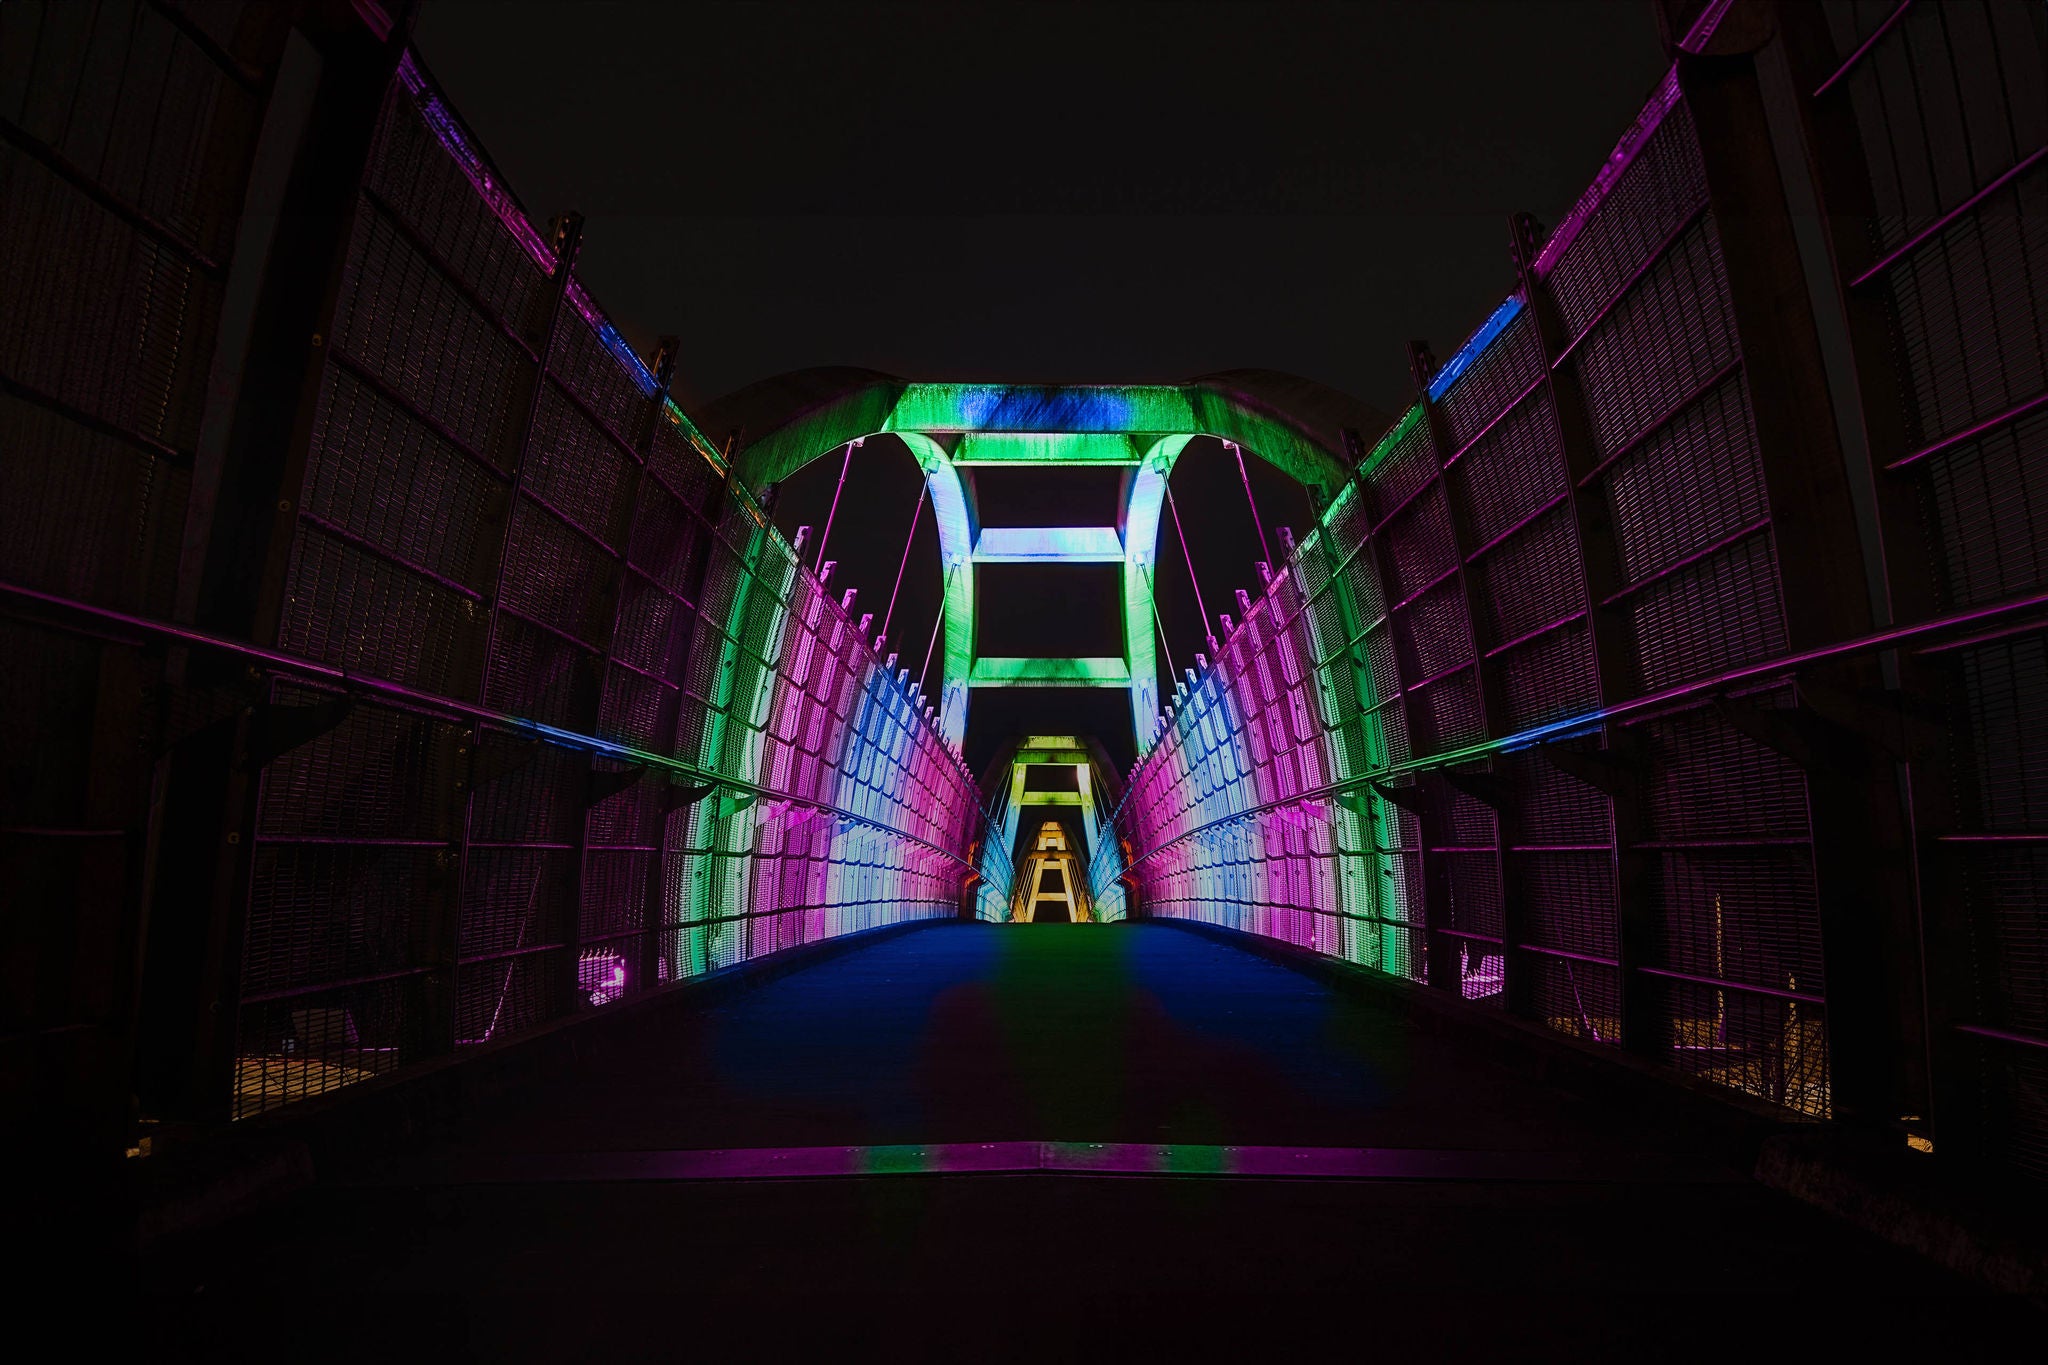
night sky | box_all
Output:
[414,0,1668,775]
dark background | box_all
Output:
[413,0,1667,774]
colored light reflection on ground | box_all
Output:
[697,924,1397,1147]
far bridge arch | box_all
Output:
[697,370,1392,753]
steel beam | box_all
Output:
[969,657,1131,687]
[972,527,1124,562]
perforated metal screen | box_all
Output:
[1097,11,2047,1157]
[2,1,2043,1187]
[1812,0,2048,1179]
[1,13,1005,1132]
[0,0,273,1143]
[227,60,1006,1116]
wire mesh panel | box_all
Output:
[5,0,2043,1188]
[220,52,1003,1118]
[1809,0,2048,1172]
[1099,63,1836,1119]
[1092,504,1421,982]
[0,1,279,1141]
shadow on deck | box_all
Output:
[137,922,2032,1358]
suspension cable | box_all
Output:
[812,440,856,570]
[879,478,928,644]
[1142,563,1177,682]
[1163,480,1218,652]
[918,563,953,700]
[1229,440,1274,571]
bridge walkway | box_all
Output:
[148,923,2013,1357]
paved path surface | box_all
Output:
[147,923,2024,1358]
[436,920,1690,1156]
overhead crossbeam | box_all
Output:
[973,527,1124,563]
[727,377,1356,498]
[952,433,1147,466]
[706,372,1390,756]
[970,657,1131,688]
[1013,748,1090,765]
[998,734,1103,881]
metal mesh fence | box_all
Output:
[221,57,1005,1117]
[3,0,2044,1188]
[1,18,1006,1133]
[1809,0,2048,1175]
[0,0,271,1144]
[1097,3,2048,1165]
[1097,67,1827,1118]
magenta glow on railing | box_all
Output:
[1531,66,1683,278]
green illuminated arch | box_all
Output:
[698,369,1390,754]
[710,370,1363,499]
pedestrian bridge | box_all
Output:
[144,921,1998,1355]
[4,4,2045,1351]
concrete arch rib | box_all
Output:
[1123,435,1194,748]
[897,433,975,747]
[702,368,909,491]
[703,369,1389,505]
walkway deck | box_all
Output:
[149,923,2018,1357]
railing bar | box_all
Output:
[1483,610,1588,660]
[298,511,485,603]
[519,484,623,562]
[325,346,511,484]
[1516,943,1619,967]
[0,370,193,466]
[1402,657,1477,697]
[544,370,645,469]
[358,186,539,362]
[1154,904,1419,931]
[1634,836,1811,850]
[1851,145,2048,290]
[0,577,981,870]
[252,834,450,847]
[1635,965,1825,1005]
[1386,562,1464,618]
[605,651,679,691]
[1911,611,2048,657]
[1598,518,1772,607]
[241,964,436,1004]
[1954,1023,2048,1052]
[457,940,571,968]
[1812,0,1915,98]
[1885,387,2048,473]
[1443,371,1549,469]
[497,601,602,657]
[1112,584,2048,871]
[1364,467,1444,543]
[1464,490,1572,566]
[0,113,225,275]
[623,559,698,613]
[1574,357,1745,491]
[1550,201,1711,370]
